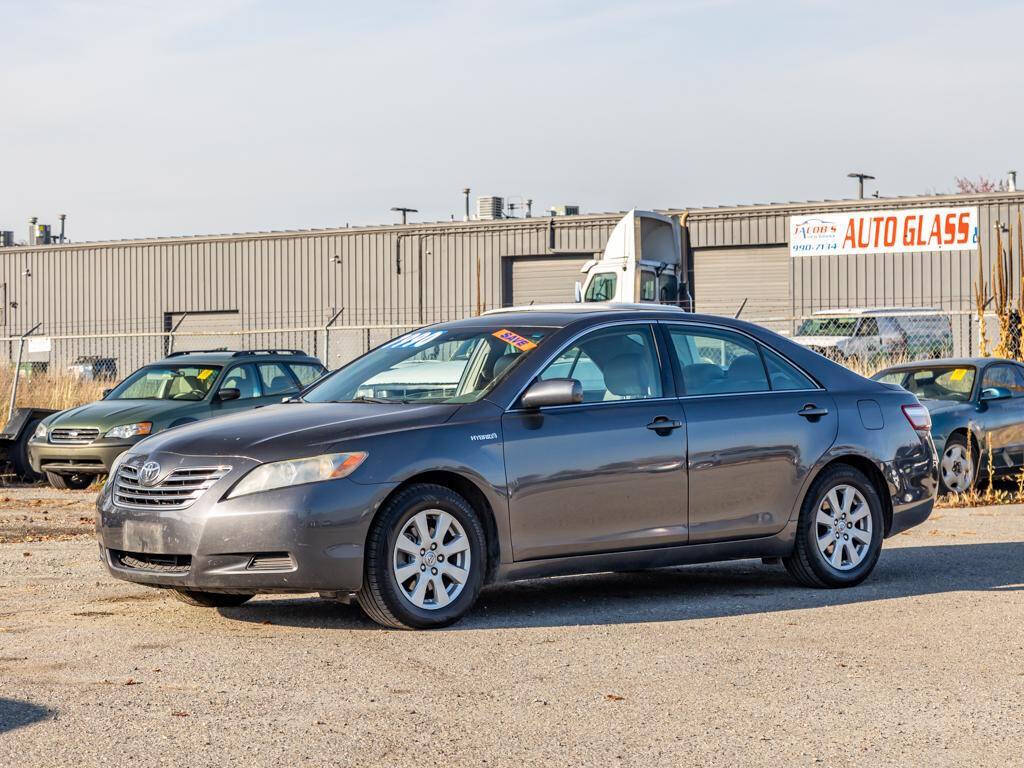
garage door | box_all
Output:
[693,246,791,330]
[506,255,591,306]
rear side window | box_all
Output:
[288,363,325,387]
[762,348,815,391]
[258,363,299,396]
[668,327,769,396]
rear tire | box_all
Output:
[171,589,254,608]
[357,483,486,629]
[45,471,93,490]
[784,464,884,589]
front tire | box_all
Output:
[171,589,254,607]
[939,433,977,495]
[784,465,884,589]
[45,471,93,490]
[357,483,487,629]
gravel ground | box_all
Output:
[0,486,1022,767]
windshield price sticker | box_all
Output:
[197,369,214,380]
[387,330,445,349]
[493,329,537,351]
[949,368,968,382]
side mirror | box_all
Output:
[216,387,241,402]
[521,378,583,410]
[574,281,584,303]
[102,388,112,398]
[980,386,1012,402]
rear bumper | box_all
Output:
[888,497,934,537]
[28,438,136,475]
[96,468,396,594]
[884,431,938,537]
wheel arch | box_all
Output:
[803,454,894,536]
[368,469,502,584]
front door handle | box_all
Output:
[798,404,829,420]
[646,417,684,434]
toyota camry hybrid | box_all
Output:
[96,305,938,629]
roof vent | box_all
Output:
[476,196,504,220]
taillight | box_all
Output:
[902,403,932,431]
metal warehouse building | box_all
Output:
[2,190,1023,370]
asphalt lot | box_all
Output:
[0,486,1022,767]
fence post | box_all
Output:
[7,322,43,423]
[323,308,344,369]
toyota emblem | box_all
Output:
[139,461,162,486]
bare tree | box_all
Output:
[955,176,1009,194]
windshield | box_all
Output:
[874,366,976,402]
[304,326,551,404]
[107,365,222,401]
[796,316,858,337]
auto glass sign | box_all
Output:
[789,206,979,257]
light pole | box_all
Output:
[390,207,418,225]
[847,172,875,199]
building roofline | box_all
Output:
[675,190,1024,219]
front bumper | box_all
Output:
[96,452,395,594]
[28,437,137,475]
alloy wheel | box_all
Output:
[940,443,974,493]
[814,484,872,571]
[392,509,472,610]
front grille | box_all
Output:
[115,550,191,573]
[114,464,229,510]
[49,427,100,445]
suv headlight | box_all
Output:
[33,423,48,440]
[227,452,368,499]
[105,422,152,440]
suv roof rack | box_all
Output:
[165,348,229,357]
[230,349,307,357]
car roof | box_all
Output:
[812,306,942,316]
[438,303,690,329]
[149,350,322,366]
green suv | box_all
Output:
[28,349,325,489]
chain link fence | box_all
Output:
[0,306,1009,390]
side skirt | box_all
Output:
[494,520,798,584]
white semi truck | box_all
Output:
[576,209,690,307]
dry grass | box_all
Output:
[0,369,107,414]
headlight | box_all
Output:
[104,422,152,440]
[227,452,368,499]
[33,423,48,440]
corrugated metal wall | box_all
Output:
[686,192,1024,320]
[0,214,620,368]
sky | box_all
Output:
[1,0,1022,242]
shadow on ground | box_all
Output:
[220,541,1024,631]
[0,698,52,734]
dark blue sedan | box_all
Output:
[873,357,1024,493]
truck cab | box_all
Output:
[577,209,689,307]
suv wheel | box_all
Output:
[784,465,884,588]
[45,471,93,490]
[357,483,486,629]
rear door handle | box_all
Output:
[646,417,684,433]
[798,404,829,420]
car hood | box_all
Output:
[130,402,458,462]
[917,398,972,418]
[791,335,847,349]
[47,399,195,430]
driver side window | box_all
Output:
[982,364,1024,395]
[219,364,260,400]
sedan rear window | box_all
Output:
[304,327,549,404]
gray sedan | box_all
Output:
[97,305,938,629]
